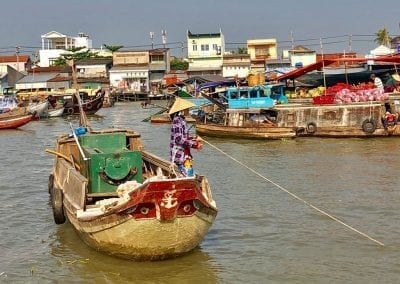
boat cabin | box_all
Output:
[224,83,288,109]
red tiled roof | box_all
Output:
[29,66,71,73]
[0,55,30,63]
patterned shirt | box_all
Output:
[170,115,197,164]
[374,77,384,90]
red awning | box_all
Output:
[276,59,337,81]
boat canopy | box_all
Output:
[276,55,400,81]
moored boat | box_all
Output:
[28,100,49,118]
[0,113,35,129]
[63,89,105,115]
[47,127,217,260]
[196,80,400,139]
[46,107,65,118]
[196,108,297,139]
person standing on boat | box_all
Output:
[169,97,202,177]
[370,74,384,90]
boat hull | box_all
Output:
[49,130,217,260]
[65,207,216,260]
[0,114,34,129]
[29,101,49,118]
[48,107,65,117]
[63,91,106,115]
[196,123,296,139]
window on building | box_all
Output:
[201,44,209,51]
[193,45,197,51]
[48,58,57,66]
[255,48,270,58]
[150,55,164,62]
[212,44,218,51]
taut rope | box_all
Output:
[201,138,385,246]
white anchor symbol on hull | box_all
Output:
[160,190,178,209]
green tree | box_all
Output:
[103,44,123,53]
[53,47,98,66]
[375,27,392,46]
[237,47,248,54]
[170,58,188,70]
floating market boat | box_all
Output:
[195,83,297,139]
[47,125,217,260]
[196,81,400,139]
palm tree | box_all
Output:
[237,47,248,54]
[375,27,392,47]
[103,44,123,53]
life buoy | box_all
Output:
[306,122,317,134]
[86,103,92,110]
[67,108,74,114]
[362,118,377,134]
[50,187,65,224]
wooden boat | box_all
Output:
[277,100,400,137]
[196,108,297,139]
[44,107,65,118]
[47,128,217,260]
[0,112,35,129]
[55,89,105,115]
[195,83,296,139]
[27,100,49,118]
[196,80,400,139]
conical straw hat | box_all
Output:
[392,73,400,82]
[168,97,196,114]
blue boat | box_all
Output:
[224,83,288,109]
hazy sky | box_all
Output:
[1,0,399,57]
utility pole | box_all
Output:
[348,34,352,52]
[181,42,184,59]
[149,32,154,49]
[15,46,20,72]
[290,31,294,49]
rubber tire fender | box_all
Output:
[48,174,54,194]
[362,118,377,134]
[51,186,66,224]
[306,122,317,134]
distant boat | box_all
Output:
[0,112,35,129]
[50,89,105,115]
[196,81,400,139]
[28,101,49,118]
[44,107,65,118]
[195,83,296,139]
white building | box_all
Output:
[222,54,250,79]
[186,29,225,75]
[39,31,92,67]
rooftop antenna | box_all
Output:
[320,38,327,94]
[162,29,167,48]
[15,46,20,72]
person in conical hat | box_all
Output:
[169,97,202,177]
